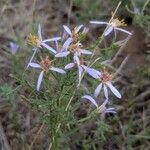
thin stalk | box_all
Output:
[142,0,150,13]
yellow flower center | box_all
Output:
[40,56,52,74]
[109,18,127,27]
[27,33,41,47]
[72,27,80,42]
[69,43,81,53]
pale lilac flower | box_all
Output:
[27,24,61,68]
[62,25,89,50]
[29,56,65,91]
[94,70,121,99]
[9,42,19,54]
[82,95,116,114]
[90,18,132,36]
[55,42,92,64]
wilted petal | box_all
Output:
[43,37,61,42]
[90,21,108,25]
[75,24,84,33]
[50,67,66,74]
[55,51,70,57]
[103,85,108,99]
[29,63,41,68]
[63,38,72,51]
[38,24,42,41]
[115,27,132,35]
[104,27,113,36]
[106,82,121,99]
[94,83,102,98]
[65,63,75,69]
[82,95,98,107]
[63,25,72,35]
[41,43,56,54]
[37,71,44,91]
[81,49,92,55]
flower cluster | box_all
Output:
[26,17,131,116]
[82,69,121,116]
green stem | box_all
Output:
[142,0,150,13]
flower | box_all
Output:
[27,24,61,68]
[55,42,92,59]
[65,55,99,83]
[9,42,19,55]
[82,95,116,114]
[90,18,132,36]
[61,25,89,53]
[93,70,121,99]
[29,56,66,91]
[62,25,88,47]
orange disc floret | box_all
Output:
[40,56,52,74]
[100,70,112,83]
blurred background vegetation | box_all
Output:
[0,0,150,149]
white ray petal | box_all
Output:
[37,71,44,91]
[41,43,56,54]
[106,82,122,99]
[94,83,102,98]
[55,51,70,57]
[107,108,115,111]
[26,48,38,69]
[65,63,75,69]
[104,27,113,36]
[105,107,116,114]
[98,99,108,112]
[63,38,72,51]
[82,95,98,107]
[78,66,83,83]
[90,21,108,25]
[55,40,59,50]
[73,54,80,66]
[38,24,42,41]
[81,49,92,55]
[63,25,72,35]
[43,37,61,42]
[115,27,132,35]
[50,67,66,74]
[75,24,84,33]
[106,110,116,114]
[103,85,108,99]
[29,63,41,68]
[82,27,89,34]
[83,67,100,79]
